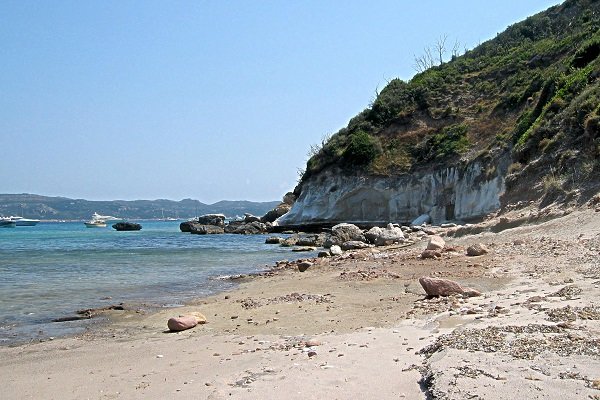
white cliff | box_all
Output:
[277,159,507,227]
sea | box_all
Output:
[0,221,308,345]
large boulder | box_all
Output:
[112,222,142,231]
[427,235,446,250]
[262,203,292,223]
[296,234,327,247]
[325,223,366,247]
[179,221,195,232]
[419,277,481,297]
[411,214,431,226]
[197,214,226,227]
[167,315,199,332]
[244,213,261,223]
[190,224,224,235]
[225,221,269,234]
[329,245,343,255]
[365,224,405,246]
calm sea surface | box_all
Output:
[0,221,306,345]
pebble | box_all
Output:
[156,355,164,358]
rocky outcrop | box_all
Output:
[190,224,225,235]
[197,214,226,227]
[324,223,366,247]
[365,224,405,246]
[112,222,142,231]
[224,221,269,234]
[277,159,508,228]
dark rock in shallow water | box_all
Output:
[190,224,224,235]
[197,214,226,227]
[225,221,269,234]
[112,222,142,231]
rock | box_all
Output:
[298,261,312,272]
[341,241,372,250]
[325,223,366,247]
[244,213,261,223]
[112,222,142,231]
[427,235,445,250]
[421,249,442,259]
[296,234,327,247]
[282,192,296,205]
[305,339,321,347]
[317,251,330,258]
[189,312,207,324]
[197,214,226,227]
[280,235,299,247]
[365,224,405,246]
[466,243,489,256]
[190,224,225,235]
[224,221,268,234]
[411,214,431,226]
[292,247,316,252]
[265,236,283,244]
[179,221,195,232]
[262,203,292,223]
[330,245,343,255]
[307,351,317,358]
[418,276,481,297]
[167,316,198,331]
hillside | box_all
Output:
[280,0,600,228]
[0,194,279,220]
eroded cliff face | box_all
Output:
[278,156,509,227]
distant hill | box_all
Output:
[0,194,280,220]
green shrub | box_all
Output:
[413,124,470,162]
[342,131,380,166]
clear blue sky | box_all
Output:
[1,1,561,203]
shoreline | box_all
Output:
[2,208,599,399]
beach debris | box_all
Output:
[426,235,445,251]
[418,276,481,297]
[167,315,199,331]
[466,243,489,256]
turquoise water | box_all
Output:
[0,221,304,345]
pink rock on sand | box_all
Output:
[167,315,199,331]
[427,235,446,251]
[418,276,481,297]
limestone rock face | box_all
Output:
[278,160,507,228]
[365,224,405,246]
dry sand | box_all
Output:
[1,206,599,399]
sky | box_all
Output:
[0,0,562,203]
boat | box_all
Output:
[0,218,16,228]
[9,216,40,226]
[91,212,124,223]
[84,219,107,228]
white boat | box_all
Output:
[0,217,16,228]
[91,212,124,223]
[84,219,107,228]
[9,216,40,226]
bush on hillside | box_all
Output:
[343,131,380,166]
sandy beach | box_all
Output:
[2,206,599,399]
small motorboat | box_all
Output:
[9,216,40,226]
[84,219,107,228]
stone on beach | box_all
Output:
[329,245,343,255]
[426,235,445,251]
[167,315,199,331]
[189,312,207,324]
[466,243,489,256]
[418,276,481,297]
[365,224,405,246]
[341,241,371,250]
[325,223,366,247]
[297,261,313,272]
[420,249,442,259]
